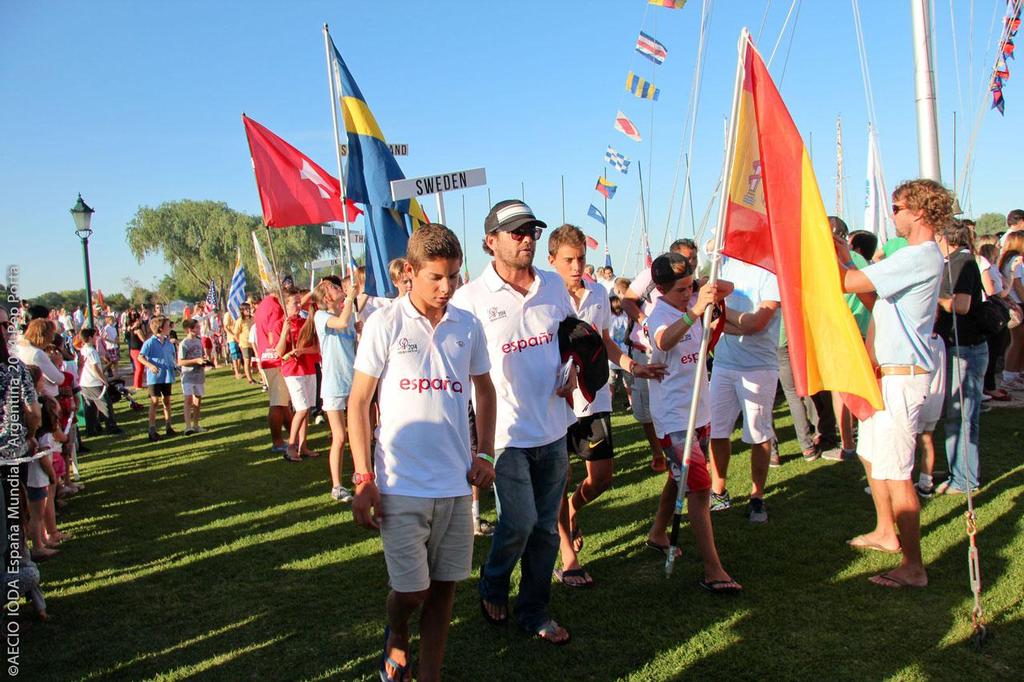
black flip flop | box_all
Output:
[480,596,508,625]
[554,567,595,589]
[699,578,743,595]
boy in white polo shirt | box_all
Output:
[546,224,666,588]
[452,200,575,646]
[348,224,497,682]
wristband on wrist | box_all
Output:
[681,310,696,327]
[351,471,376,486]
[477,453,495,465]
[844,260,856,269]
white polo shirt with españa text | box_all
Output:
[353,296,490,498]
[647,298,711,438]
[452,264,575,450]
[569,279,613,417]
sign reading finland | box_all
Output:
[390,168,487,201]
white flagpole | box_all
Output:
[666,27,750,577]
[323,24,356,284]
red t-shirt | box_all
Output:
[254,296,284,369]
[281,316,320,377]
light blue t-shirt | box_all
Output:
[314,309,357,400]
[861,241,944,370]
[139,336,177,385]
[714,258,781,371]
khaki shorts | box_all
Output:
[380,494,473,593]
[264,367,290,408]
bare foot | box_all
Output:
[536,619,571,645]
[480,597,507,624]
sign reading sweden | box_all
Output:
[390,168,487,201]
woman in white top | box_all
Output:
[999,233,1024,388]
[16,319,65,398]
[978,242,1012,400]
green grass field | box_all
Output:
[18,367,1024,681]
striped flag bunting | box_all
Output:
[626,71,660,100]
[595,177,617,200]
[614,111,642,142]
[605,146,630,174]
[636,31,668,65]
[588,204,606,225]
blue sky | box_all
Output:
[2,0,1020,298]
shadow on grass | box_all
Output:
[18,373,1024,681]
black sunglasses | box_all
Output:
[507,226,542,241]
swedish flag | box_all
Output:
[329,40,428,297]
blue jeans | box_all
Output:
[944,342,988,491]
[478,437,568,631]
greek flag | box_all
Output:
[228,248,247,318]
[605,146,630,174]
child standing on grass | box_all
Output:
[138,315,178,442]
[311,275,358,501]
[179,319,208,436]
[276,290,321,462]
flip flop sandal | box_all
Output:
[699,578,743,595]
[847,536,902,554]
[570,526,584,553]
[533,619,572,646]
[479,596,508,625]
[645,540,682,558]
[554,567,594,589]
[282,452,302,463]
[379,626,410,682]
[869,572,926,589]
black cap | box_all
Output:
[651,252,693,286]
[484,200,547,234]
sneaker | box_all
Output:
[165,425,178,437]
[184,428,196,436]
[710,490,732,512]
[748,497,768,524]
[822,447,856,462]
[330,485,353,502]
[914,481,935,498]
[148,428,160,442]
[314,414,325,425]
[980,393,992,402]
[802,447,820,463]
[270,444,289,453]
[474,518,495,536]
[193,425,206,433]
[769,447,781,468]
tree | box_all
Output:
[975,212,1006,237]
[125,200,336,308]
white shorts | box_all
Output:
[380,494,473,593]
[181,382,205,398]
[857,373,930,480]
[709,366,778,444]
[919,336,947,431]
[322,395,349,412]
[284,375,317,411]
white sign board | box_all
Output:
[339,143,407,156]
[390,168,487,201]
[321,226,365,243]
[305,257,344,270]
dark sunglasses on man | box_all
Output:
[507,226,543,242]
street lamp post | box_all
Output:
[70,194,96,329]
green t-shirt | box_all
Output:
[778,251,872,347]
[882,237,908,257]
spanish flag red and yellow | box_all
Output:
[722,35,883,420]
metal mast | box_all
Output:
[910,0,942,181]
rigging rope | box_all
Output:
[660,0,713,250]
[777,0,803,87]
[767,0,800,67]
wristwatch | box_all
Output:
[352,472,376,486]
